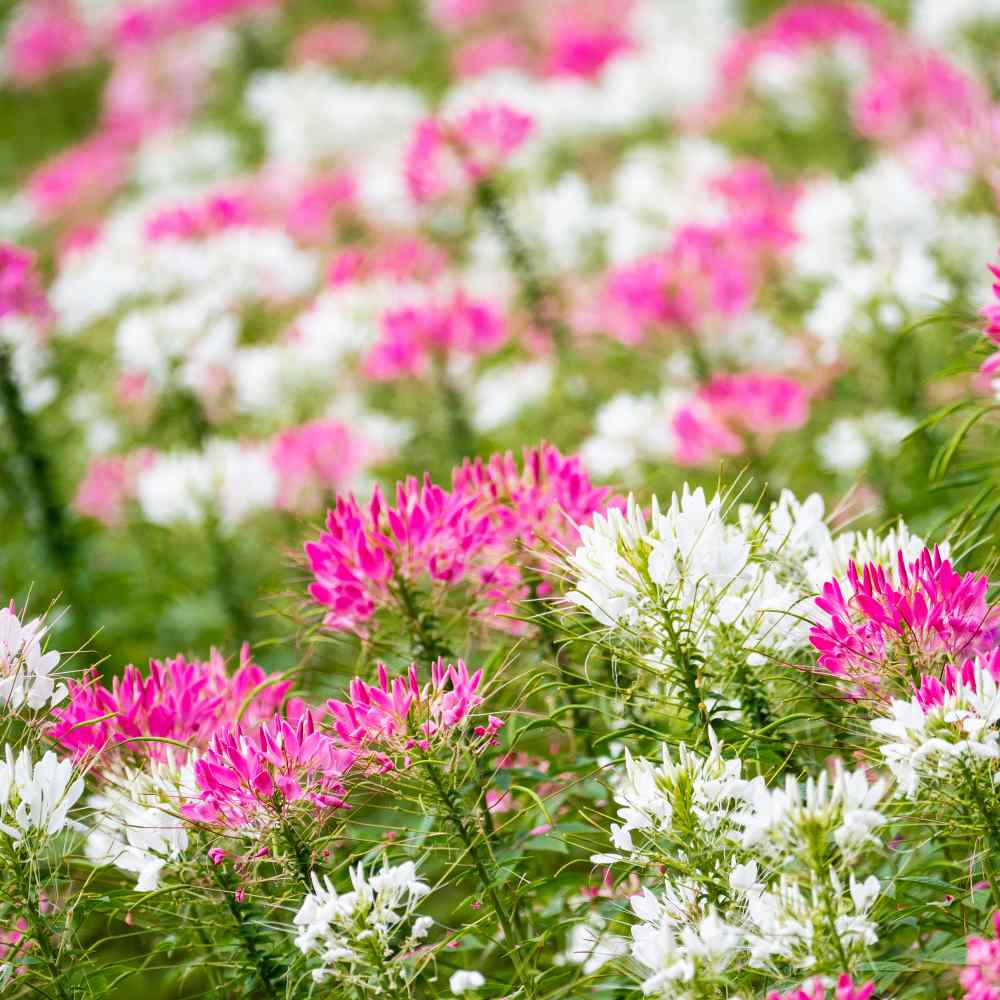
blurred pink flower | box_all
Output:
[5,1,91,86]
[962,912,1000,1000]
[766,976,875,1000]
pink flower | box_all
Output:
[184,711,354,827]
[207,848,227,865]
[305,474,497,635]
[270,420,371,512]
[50,644,290,765]
[290,20,371,65]
[706,3,894,121]
[541,8,633,79]
[283,173,356,243]
[4,1,91,86]
[961,912,1000,1000]
[0,243,49,322]
[325,658,489,767]
[144,191,259,242]
[766,975,876,1000]
[982,262,1000,346]
[26,132,129,222]
[692,372,811,444]
[364,293,507,380]
[453,33,532,78]
[810,548,1000,691]
[73,452,152,527]
[404,103,533,204]
[596,163,797,343]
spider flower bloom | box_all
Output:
[0,243,49,322]
[305,475,496,635]
[767,977,876,1000]
[961,912,1000,1000]
[810,547,999,691]
[324,659,498,767]
[364,294,507,381]
[872,652,1000,796]
[0,601,65,712]
[452,444,621,554]
[404,102,533,203]
[185,712,354,828]
[270,419,370,512]
[50,645,289,764]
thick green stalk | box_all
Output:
[424,761,534,998]
[474,181,569,361]
[0,343,87,646]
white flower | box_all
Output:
[85,759,195,891]
[560,914,628,974]
[0,604,66,711]
[449,970,485,994]
[0,746,84,842]
[737,763,887,864]
[872,659,1000,796]
[293,860,431,987]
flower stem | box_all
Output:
[474,180,569,362]
[0,342,88,647]
[209,862,280,999]
[424,760,534,998]
[432,354,476,462]
[9,850,74,1000]
[392,575,453,663]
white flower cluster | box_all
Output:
[593,734,888,994]
[0,746,84,843]
[134,441,279,529]
[567,483,938,712]
[816,410,917,475]
[0,604,66,712]
[293,860,432,986]
[872,657,1000,797]
[85,759,196,891]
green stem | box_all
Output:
[432,355,476,462]
[0,343,88,647]
[424,761,534,998]
[210,863,280,1000]
[10,850,73,1000]
[279,820,314,892]
[474,181,569,362]
[392,575,452,663]
[660,607,710,739]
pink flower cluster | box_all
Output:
[915,648,1000,713]
[326,238,446,288]
[766,976,875,1000]
[0,243,50,322]
[365,293,508,381]
[672,373,811,466]
[72,451,153,528]
[405,102,533,204]
[144,192,259,242]
[306,445,621,637]
[597,162,799,344]
[270,420,373,512]
[306,474,496,634]
[4,0,90,86]
[50,644,289,764]
[977,260,1000,393]
[962,912,1000,1000]
[184,710,354,826]
[810,547,1000,691]
[325,658,500,769]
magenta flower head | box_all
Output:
[325,658,493,769]
[961,912,1000,1000]
[810,547,1000,694]
[50,644,290,766]
[766,976,876,1000]
[404,101,533,203]
[185,710,354,829]
[364,293,507,381]
[0,242,50,322]
[307,445,622,638]
[305,474,497,636]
